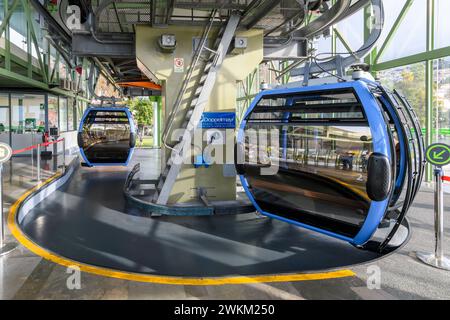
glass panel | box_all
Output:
[335,9,364,53]
[247,90,364,122]
[0,107,9,144]
[242,123,373,238]
[30,3,48,81]
[59,97,68,132]
[49,45,58,82]
[242,90,375,238]
[59,62,68,81]
[377,0,407,50]
[434,57,450,175]
[11,94,45,150]
[68,98,74,131]
[80,110,131,164]
[48,95,58,129]
[314,34,332,60]
[77,100,85,130]
[8,0,29,76]
[8,1,27,52]
[435,0,450,49]
[0,1,6,69]
[377,62,426,127]
[379,0,427,62]
[0,93,9,144]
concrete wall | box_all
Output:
[136,25,263,204]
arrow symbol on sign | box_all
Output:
[433,150,446,160]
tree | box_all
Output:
[128,98,153,128]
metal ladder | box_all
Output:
[153,12,241,205]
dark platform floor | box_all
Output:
[19,163,382,277]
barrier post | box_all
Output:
[37,143,41,182]
[416,143,450,270]
[31,133,35,179]
[0,143,17,256]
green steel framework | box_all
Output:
[0,0,95,103]
[237,0,447,181]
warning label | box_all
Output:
[174,58,184,73]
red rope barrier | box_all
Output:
[11,138,65,155]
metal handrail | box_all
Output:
[162,9,218,151]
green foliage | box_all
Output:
[128,98,153,126]
[380,63,427,126]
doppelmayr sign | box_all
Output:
[199,112,236,129]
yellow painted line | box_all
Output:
[8,174,355,286]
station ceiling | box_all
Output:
[48,0,369,89]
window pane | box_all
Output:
[11,94,45,133]
[68,98,74,131]
[48,95,58,129]
[433,57,450,174]
[11,94,45,150]
[81,110,132,164]
[435,0,450,49]
[30,3,48,81]
[335,9,364,53]
[59,97,68,132]
[377,0,407,50]
[379,0,427,62]
[0,93,9,144]
[241,88,376,237]
[8,0,29,76]
[377,62,426,127]
[248,90,364,122]
[77,100,85,130]
[314,34,332,59]
[242,122,374,237]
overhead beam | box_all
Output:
[241,0,282,29]
[72,33,135,58]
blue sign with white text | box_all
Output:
[199,112,236,129]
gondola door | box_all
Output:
[237,81,398,246]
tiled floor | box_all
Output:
[1,149,450,300]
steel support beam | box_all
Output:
[241,0,282,29]
[72,33,135,58]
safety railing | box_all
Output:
[0,138,66,256]
[11,138,66,181]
